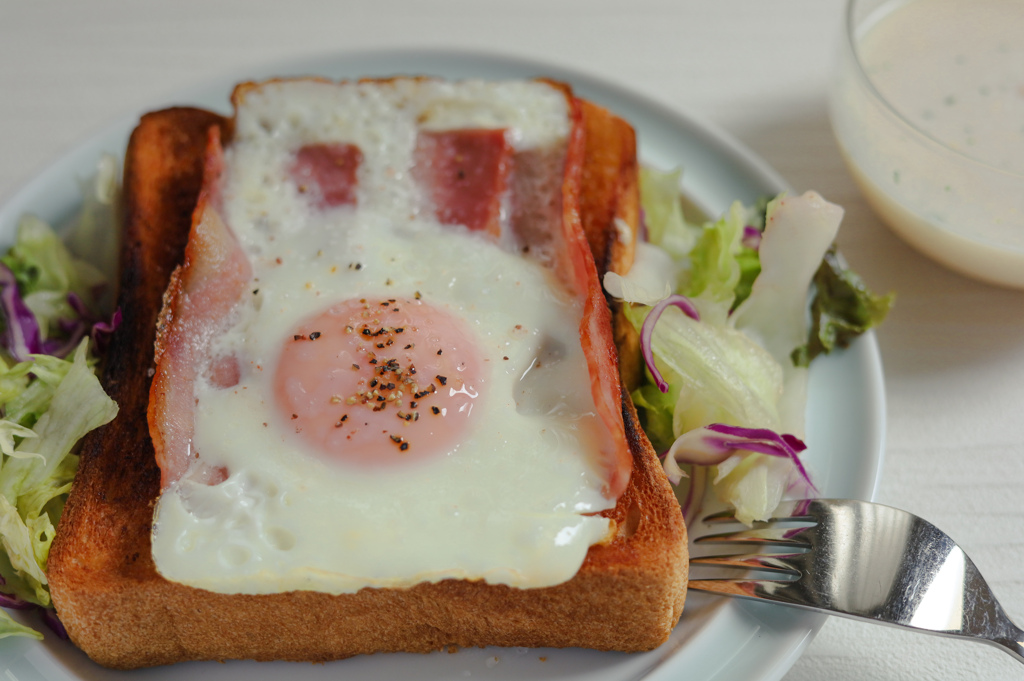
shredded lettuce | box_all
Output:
[2,216,106,343]
[624,301,783,440]
[608,166,891,524]
[679,200,750,322]
[0,342,117,604]
[0,157,121,638]
[639,166,697,257]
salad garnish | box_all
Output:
[0,158,121,639]
[610,167,891,525]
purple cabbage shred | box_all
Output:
[741,225,762,250]
[0,262,44,362]
[640,294,700,393]
[40,608,69,640]
[669,423,817,492]
[0,267,120,361]
[0,591,34,610]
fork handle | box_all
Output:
[993,632,1024,664]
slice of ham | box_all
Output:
[290,143,363,208]
[414,129,512,236]
[148,127,252,489]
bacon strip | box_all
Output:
[559,96,631,499]
[414,129,512,236]
[148,128,252,489]
[290,143,363,208]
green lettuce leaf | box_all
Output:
[623,301,783,438]
[0,608,43,641]
[792,246,894,367]
[639,166,696,256]
[680,200,747,311]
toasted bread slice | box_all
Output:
[47,88,687,670]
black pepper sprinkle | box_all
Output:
[252,289,259,295]
[400,442,409,451]
[437,349,443,355]
[436,375,447,386]
[341,414,349,422]
[309,331,321,341]
[351,364,360,370]
[414,385,436,399]
[404,344,413,349]
[291,414,298,420]
[293,334,303,341]
[431,406,441,415]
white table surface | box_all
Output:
[2,2,1022,679]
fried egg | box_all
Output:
[150,79,619,594]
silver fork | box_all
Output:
[689,498,1024,664]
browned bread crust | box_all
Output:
[47,96,687,670]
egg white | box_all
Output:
[150,79,617,594]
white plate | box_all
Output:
[0,50,886,681]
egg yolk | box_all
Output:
[274,296,485,466]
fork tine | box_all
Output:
[689,552,802,576]
[694,527,812,548]
[701,509,746,524]
[702,504,816,526]
[687,578,786,598]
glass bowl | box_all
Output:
[829,0,1024,288]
